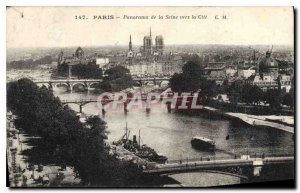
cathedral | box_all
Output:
[127,28,165,60]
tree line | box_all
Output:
[96,66,133,92]
[7,78,141,186]
[7,56,54,69]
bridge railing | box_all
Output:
[167,156,238,164]
[143,154,294,173]
[60,99,98,103]
[143,159,252,173]
[166,153,294,165]
[33,79,103,83]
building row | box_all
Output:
[202,50,293,93]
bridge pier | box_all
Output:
[146,108,151,113]
[253,160,263,176]
[153,78,156,85]
[48,83,53,92]
[84,82,89,92]
[79,105,83,113]
[66,83,73,92]
[146,100,151,113]
[166,102,171,113]
[124,102,128,114]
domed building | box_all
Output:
[247,50,292,93]
[75,47,84,58]
[258,51,279,79]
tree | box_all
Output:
[7,78,141,186]
[241,84,264,105]
[100,66,133,91]
[227,80,244,103]
[169,61,202,93]
[282,93,293,109]
[56,61,103,79]
[169,61,218,97]
[264,89,282,112]
[104,66,130,81]
[182,61,202,78]
[169,73,198,93]
[200,79,217,97]
[72,63,103,79]
[181,54,203,67]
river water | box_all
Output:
[55,87,294,187]
[7,70,294,187]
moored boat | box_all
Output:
[191,136,215,150]
[113,123,168,164]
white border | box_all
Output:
[0,0,298,192]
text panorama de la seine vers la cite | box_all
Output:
[75,14,228,20]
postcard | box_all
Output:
[6,6,294,188]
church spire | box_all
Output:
[129,34,132,51]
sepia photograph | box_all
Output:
[5,6,295,188]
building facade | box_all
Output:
[246,51,292,93]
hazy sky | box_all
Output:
[6,7,294,48]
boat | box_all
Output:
[191,136,216,150]
[134,144,168,164]
[113,123,168,164]
[42,175,50,185]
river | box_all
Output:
[54,86,294,187]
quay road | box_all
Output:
[226,112,294,134]
[143,155,294,178]
[203,106,294,134]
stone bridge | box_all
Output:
[33,79,103,92]
[142,155,294,181]
[132,77,170,87]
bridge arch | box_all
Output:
[72,82,87,92]
[144,81,155,86]
[87,82,100,89]
[54,82,71,92]
[161,169,249,181]
[36,82,51,89]
[72,82,85,88]
[54,82,69,87]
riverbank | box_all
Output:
[7,112,81,187]
[206,99,294,116]
[201,106,294,134]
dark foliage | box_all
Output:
[72,63,103,79]
[98,66,133,92]
[7,78,141,186]
[169,61,216,96]
[7,56,54,69]
[241,84,264,105]
[56,62,103,79]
